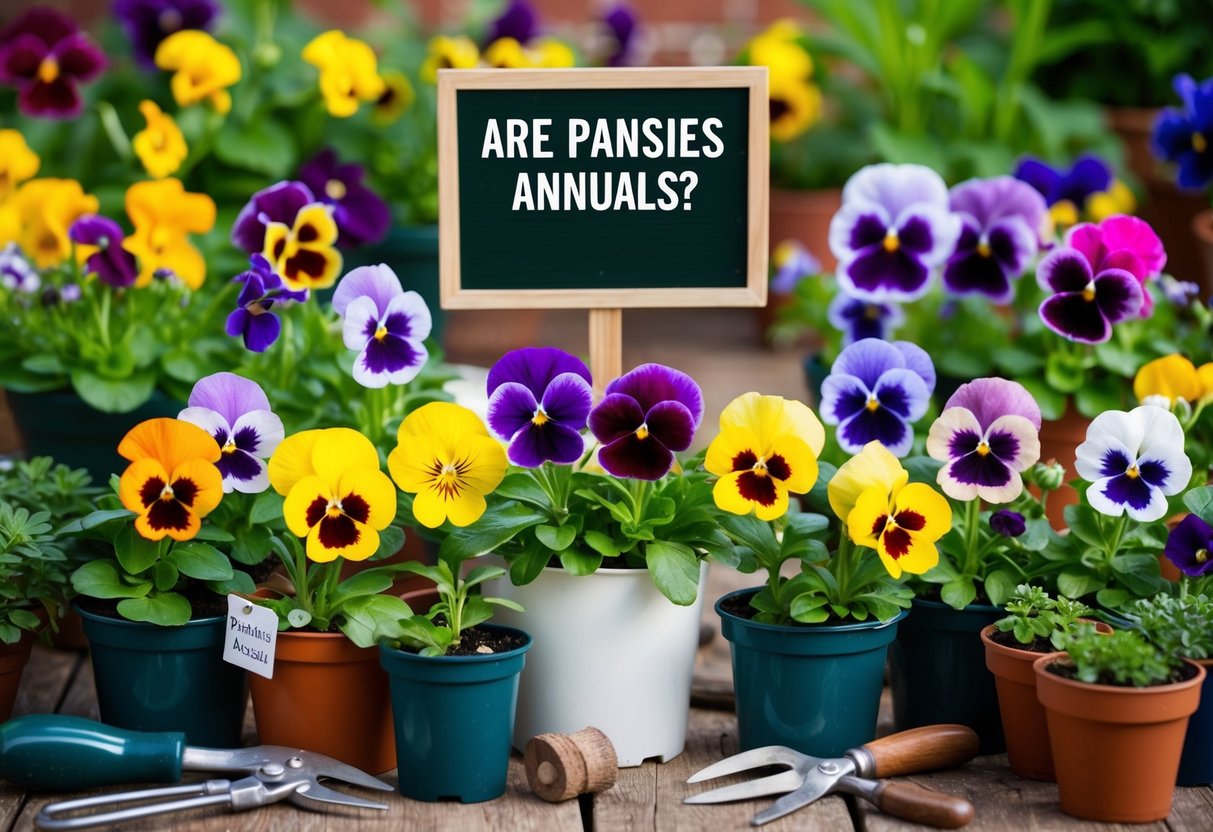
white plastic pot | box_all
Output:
[487,562,707,766]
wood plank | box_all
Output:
[595,707,856,831]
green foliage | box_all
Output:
[1060,624,1178,687]
[994,584,1094,649]
[1125,591,1213,661]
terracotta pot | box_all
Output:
[768,187,841,272]
[1035,655,1205,822]
[1193,210,1213,296]
[249,631,395,774]
[981,621,1112,781]
[1036,400,1090,530]
[0,629,38,722]
[50,609,88,651]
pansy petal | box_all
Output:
[846,485,890,552]
[945,378,1042,431]
[588,393,646,445]
[341,295,381,352]
[884,528,941,576]
[307,515,378,563]
[1089,474,1166,522]
[268,430,323,496]
[242,311,281,353]
[176,407,231,448]
[1136,453,1191,496]
[397,402,491,453]
[891,341,936,394]
[766,434,819,494]
[829,339,906,389]
[311,428,380,488]
[509,421,586,467]
[1094,268,1145,324]
[186,372,270,425]
[283,475,330,538]
[598,434,675,480]
[603,364,703,428]
[487,381,539,441]
[540,372,593,429]
[1039,292,1111,343]
[381,290,433,343]
[873,368,931,421]
[840,163,950,220]
[705,424,764,478]
[486,346,592,398]
[828,441,907,523]
[925,407,983,464]
[713,471,759,516]
[893,482,952,540]
[336,468,397,531]
[218,450,267,494]
[838,406,913,457]
[119,458,170,516]
[820,373,871,426]
[644,400,697,452]
[839,245,931,302]
[332,263,402,318]
[1036,248,1092,294]
[387,434,443,495]
[171,457,224,518]
[411,487,451,529]
[118,418,221,471]
[230,409,285,458]
[354,335,427,388]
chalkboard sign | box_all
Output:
[437,68,769,310]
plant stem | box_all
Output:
[295,542,311,615]
[962,498,981,577]
[1106,513,1130,560]
[835,534,853,602]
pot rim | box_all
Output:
[715,587,908,634]
[72,601,225,629]
[1033,654,1208,695]
[910,596,1002,614]
[980,620,1112,659]
[378,623,533,664]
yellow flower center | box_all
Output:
[160,484,175,500]
[326,503,343,519]
[532,409,549,426]
[1081,282,1097,302]
[865,396,880,412]
[750,457,769,477]
[435,463,463,498]
[882,229,900,253]
[374,325,388,341]
[37,58,59,84]
[636,424,650,440]
[863,304,881,320]
[976,240,991,258]
[1126,465,1140,479]
[248,301,269,316]
[325,179,347,200]
[1194,132,1208,154]
[1197,548,1209,564]
[976,441,990,456]
[1050,200,1078,228]
[222,440,237,454]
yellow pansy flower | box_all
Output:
[132,100,188,179]
[769,77,822,143]
[484,38,533,69]
[1134,354,1205,407]
[0,130,39,202]
[117,419,223,542]
[747,23,813,87]
[1198,363,1213,401]
[530,38,575,68]
[846,480,951,579]
[11,178,99,268]
[275,428,397,563]
[1086,180,1136,222]
[302,30,386,118]
[262,203,343,291]
[420,35,480,84]
[827,441,908,524]
[706,393,825,521]
[155,30,242,114]
[1048,199,1079,231]
[122,178,216,289]
[373,70,414,125]
[388,402,508,529]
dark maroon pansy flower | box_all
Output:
[112,0,220,69]
[0,7,107,119]
[589,363,703,480]
[70,215,138,288]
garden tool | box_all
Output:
[0,715,393,830]
[685,724,978,828]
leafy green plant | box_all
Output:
[1126,591,1213,661]
[0,503,74,643]
[1059,624,1177,687]
[995,584,1094,649]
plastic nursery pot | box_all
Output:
[888,597,1005,754]
[379,624,531,803]
[248,631,395,774]
[0,627,40,723]
[980,621,1112,781]
[76,604,247,747]
[1034,655,1206,823]
[717,588,906,757]
[486,563,707,767]
[6,389,184,483]
[1177,657,1213,786]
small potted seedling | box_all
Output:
[981,585,1109,780]
[1035,625,1205,822]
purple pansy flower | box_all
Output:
[820,339,935,457]
[1036,246,1144,344]
[178,372,284,494]
[602,3,638,67]
[943,176,1047,303]
[0,8,107,119]
[1067,215,1166,317]
[1013,154,1112,209]
[990,510,1026,538]
[487,347,593,468]
[333,264,431,389]
[1151,73,1213,191]
[225,255,308,353]
[486,0,538,45]
[298,148,391,249]
[112,0,220,69]
[770,241,820,294]
[926,378,1041,504]
[589,364,703,480]
[828,164,961,302]
[1075,406,1191,522]
[1164,514,1213,578]
[69,215,138,288]
[1161,275,1201,306]
[0,244,39,294]
[231,180,316,255]
[827,290,904,345]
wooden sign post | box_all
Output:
[437,67,769,397]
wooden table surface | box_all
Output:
[4,643,1212,832]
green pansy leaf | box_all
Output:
[168,542,235,581]
[116,593,191,626]
[558,547,602,576]
[70,369,157,413]
[536,524,576,552]
[114,525,160,575]
[71,560,151,599]
[646,541,700,606]
[206,571,256,596]
[338,594,412,648]
[583,531,623,558]
[152,560,179,592]
[940,579,977,611]
[250,490,285,525]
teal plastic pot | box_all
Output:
[717,589,907,757]
[380,624,531,803]
[342,224,444,345]
[76,604,247,747]
[1178,658,1213,786]
[888,597,1004,754]
[7,389,184,482]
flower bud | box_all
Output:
[1029,461,1066,491]
[990,510,1026,538]
[254,41,281,70]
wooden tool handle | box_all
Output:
[858,725,979,778]
[874,782,974,829]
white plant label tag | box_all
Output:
[223,594,278,679]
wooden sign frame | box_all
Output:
[436,67,770,311]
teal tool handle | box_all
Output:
[0,715,185,791]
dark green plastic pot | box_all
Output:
[717,589,907,757]
[1178,658,1213,786]
[7,389,184,482]
[342,224,444,345]
[888,597,1004,754]
[380,624,530,803]
[76,604,248,748]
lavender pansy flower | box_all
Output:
[828,164,960,302]
[1074,406,1191,522]
[487,347,593,467]
[113,0,220,68]
[944,177,1047,302]
[589,364,703,480]
[1013,154,1112,209]
[1164,514,1213,578]
[231,181,316,255]
[926,378,1041,503]
[602,3,638,67]
[333,264,431,388]
[990,510,1026,538]
[178,372,284,494]
[70,215,138,288]
[1161,275,1201,306]
[820,339,935,456]
[0,8,106,119]
[298,148,391,249]
[1036,246,1143,344]
[827,290,904,345]
[0,244,39,294]
[769,240,820,294]
[1151,73,1213,191]
[225,255,307,353]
